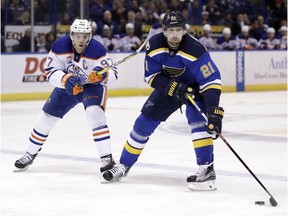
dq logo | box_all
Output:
[23,57,48,82]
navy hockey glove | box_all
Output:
[61,74,83,95]
[166,80,194,104]
[88,66,108,84]
[206,106,224,134]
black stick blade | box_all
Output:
[270,197,278,207]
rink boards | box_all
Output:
[1,50,287,101]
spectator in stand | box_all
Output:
[18,27,37,52]
[8,0,26,24]
[203,0,222,25]
[147,1,160,21]
[45,31,55,51]
[33,0,48,24]
[217,0,234,15]
[189,0,202,25]
[144,11,157,25]
[201,11,210,25]
[111,0,127,25]
[216,27,238,50]
[270,0,287,30]
[58,12,72,25]
[250,15,268,41]
[259,27,280,50]
[198,24,217,50]
[125,10,143,39]
[90,0,112,23]
[118,23,141,52]
[34,0,48,25]
[236,25,259,50]
[150,13,165,37]
[35,33,49,53]
[91,21,104,45]
[15,10,30,25]
[131,0,142,14]
[278,26,287,50]
[138,0,148,14]
[102,24,120,52]
[218,11,234,29]
[158,0,169,15]
[135,11,144,24]
[97,10,120,37]
[243,13,251,27]
[182,8,193,25]
[231,13,245,36]
[169,0,184,11]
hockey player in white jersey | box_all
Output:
[198,24,217,50]
[216,27,238,50]
[14,19,118,173]
[118,23,141,52]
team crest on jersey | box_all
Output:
[162,65,186,77]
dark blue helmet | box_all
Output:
[162,10,186,30]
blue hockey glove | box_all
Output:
[88,66,108,84]
[61,74,83,95]
[206,106,224,134]
[166,80,194,105]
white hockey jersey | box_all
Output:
[236,33,259,50]
[118,35,141,51]
[198,36,217,50]
[44,35,117,88]
[259,37,280,49]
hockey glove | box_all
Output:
[166,80,194,105]
[61,73,83,95]
[88,66,108,84]
[206,106,224,134]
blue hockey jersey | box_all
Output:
[144,32,222,108]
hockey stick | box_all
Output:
[81,29,153,85]
[186,94,278,207]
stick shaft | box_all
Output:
[81,30,151,85]
[186,94,277,202]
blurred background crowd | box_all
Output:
[1,0,287,53]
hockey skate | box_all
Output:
[100,154,116,173]
[102,164,130,183]
[14,152,38,172]
[187,162,217,191]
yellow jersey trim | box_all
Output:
[124,142,143,155]
[200,84,222,93]
[193,138,213,148]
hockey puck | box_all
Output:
[255,201,265,205]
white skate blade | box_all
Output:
[188,180,217,191]
[13,166,29,173]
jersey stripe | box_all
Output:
[176,51,197,61]
[148,48,169,57]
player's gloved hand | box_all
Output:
[88,66,108,84]
[206,106,224,134]
[61,73,83,95]
[166,80,194,104]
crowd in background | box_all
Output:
[1,0,287,52]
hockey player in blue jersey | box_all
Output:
[14,19,118,173]
[103,11,224,190]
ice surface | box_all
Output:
[1,91,287,216]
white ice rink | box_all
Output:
[1,91,287,216]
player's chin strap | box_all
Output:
[185,94,278,207]
[81,28,153,85]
